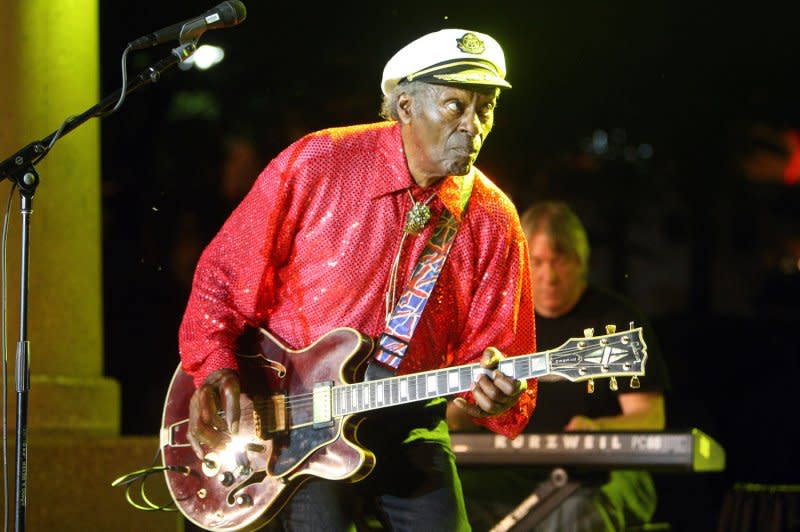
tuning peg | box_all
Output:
[630,376,640,389]
[605,324,617,334]
[583,327,595,338]
[609,376,618,391]
[587,378,595,394]
[629,321,635,330]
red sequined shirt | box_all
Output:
[178,121,537,438]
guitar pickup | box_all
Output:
[313,381,333,428]
[253,394,287,437]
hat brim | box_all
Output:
[428,67,512,90]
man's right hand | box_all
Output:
[188,368,241,459]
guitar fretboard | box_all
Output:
[332,353,549,417]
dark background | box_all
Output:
[98,1,800,529]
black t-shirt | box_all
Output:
[527,284,670,433]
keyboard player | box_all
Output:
[448,201,671,531]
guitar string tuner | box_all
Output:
[609,376,618,391]
[605,324,617,334]
[629,321,635,330]
[587,378,595,394]
[630,376,641,389]
[583,327,595,338]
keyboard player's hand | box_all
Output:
[565,415,599,431]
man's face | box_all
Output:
[529,232,586,318]
[402,84,497,182]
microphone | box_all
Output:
[128,1,247,50]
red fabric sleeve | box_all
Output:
[177,136,318,387]
[450,199,538,439]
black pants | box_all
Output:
[278,401,470,531]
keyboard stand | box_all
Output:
[489,467,581,532]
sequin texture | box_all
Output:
[178,121,537,438]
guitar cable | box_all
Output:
[110,448,179,512]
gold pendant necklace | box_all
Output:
[385,189,437,321]
[404,189,435,235]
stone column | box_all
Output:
[0,1,180,529]
[0,0,115,435]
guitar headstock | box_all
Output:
[547,325,647,389]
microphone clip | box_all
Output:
[171,43,197,64]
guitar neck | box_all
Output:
[331,352,548,417]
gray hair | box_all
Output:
[520,201,590,272]
[379,80,429,121]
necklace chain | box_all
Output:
[385,189,436,322]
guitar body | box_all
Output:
[160,327,375,531]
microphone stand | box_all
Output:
[0,42,196,532]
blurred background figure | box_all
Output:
[449,200,670,531]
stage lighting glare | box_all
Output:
[182,45,226,70]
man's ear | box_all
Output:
[397,93,413,124]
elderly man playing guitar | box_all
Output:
[175,28,537,531]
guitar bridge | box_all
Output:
[253,394,287,437]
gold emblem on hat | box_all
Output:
[457,33,485,55]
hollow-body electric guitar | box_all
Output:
[160,325,647,531]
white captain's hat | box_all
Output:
[381,29,511,96]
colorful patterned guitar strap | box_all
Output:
[368,172,475,378]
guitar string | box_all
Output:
[235,342,635,414]
[176,343,638,436]
[212,349,638,431]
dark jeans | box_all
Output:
[278,403,470,531]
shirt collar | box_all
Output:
[370,122,473,221]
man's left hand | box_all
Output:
[452,347,526,418]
